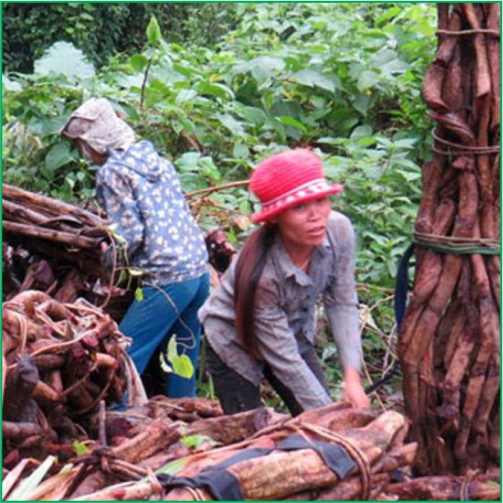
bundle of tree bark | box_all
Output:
[2,289,146,469]
[4,402,500,501]
[2,183,135,321]
[398,3,500,474]
[2,183,235,319]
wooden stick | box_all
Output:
[3,221,101,249]
[3,183,102,226]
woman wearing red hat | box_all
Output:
[199,148,370,415]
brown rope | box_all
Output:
[296,422,372,500]
[148,469,165,498]
[182,486,206,501]
[432,145,501,156]
[437,28,500,37]
[414,231,500,249]
[413,231,500,256]
[460,469,481,501]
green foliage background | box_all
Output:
[2,3,238,72]
[3,3,438,399]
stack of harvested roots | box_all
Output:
[2,290,146,468]
[398,3,500,475]
[3,183,235,320]
[2,183,134,321]
[3,402,500,501]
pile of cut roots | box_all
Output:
[3,395,500,501]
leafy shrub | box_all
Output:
[3,4,437,357]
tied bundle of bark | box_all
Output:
[2,290,145,467]
[398,4,500,474]
[3,183,107,283]
[76,403,413,501]
[2,406,285,501]
[385,469,501,501]
[2,184,235,320]
[2,183,134,321]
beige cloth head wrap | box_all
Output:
[61,98,135,154]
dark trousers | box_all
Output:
[205,343,329,416]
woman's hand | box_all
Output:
[343,366,371,409]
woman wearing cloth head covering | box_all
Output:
[62,98,210,399]
[199,148,370,415]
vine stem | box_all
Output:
[140,57,153,114]
[185,180,249,199]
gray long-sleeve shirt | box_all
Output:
[198,211,362,410]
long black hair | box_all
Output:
[234,224,277,357]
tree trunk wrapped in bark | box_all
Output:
[398,3,500,474]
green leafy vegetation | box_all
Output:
[2,4,238,73]
[2,3,437,400]
[160,336,195,380]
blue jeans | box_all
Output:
[119,273,210,398]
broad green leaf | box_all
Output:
[129,54,149,73]
[277,116,307,133]
[356,137,377,148]
[176,152,201,173]
[177,89,198,103]
[387,258,398,277]
[146,15,162,46]
[171,354,194,379]
[199,156,222,183]
[233,56,285,76]
[291,70,335,92]
[371,49,398,66]
[234,104,267,125]
[351,95,370,116]
[179,173,207,193]
[396,169,421,182]
[357,70,379,91]
[156,457,189,476]
[181,434,217,450]
[350,125,373,141]
[392,138,418,149]
[112,73,144,89]
[197,82,235,100]
[375,6,403,25]
[216,113,244,136]
[64,176,75,190]
[363,231,388,245]
[234,56,285,88]
[173,63,204,78]
[72,440,90,456]
[44,142,73,172]
[167,336,178,362]
[34,41,95,80]
[381,59,410,77]
[233,144,249,159]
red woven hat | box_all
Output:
[249,148,344,223]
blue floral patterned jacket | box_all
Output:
[96,140,208,285]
